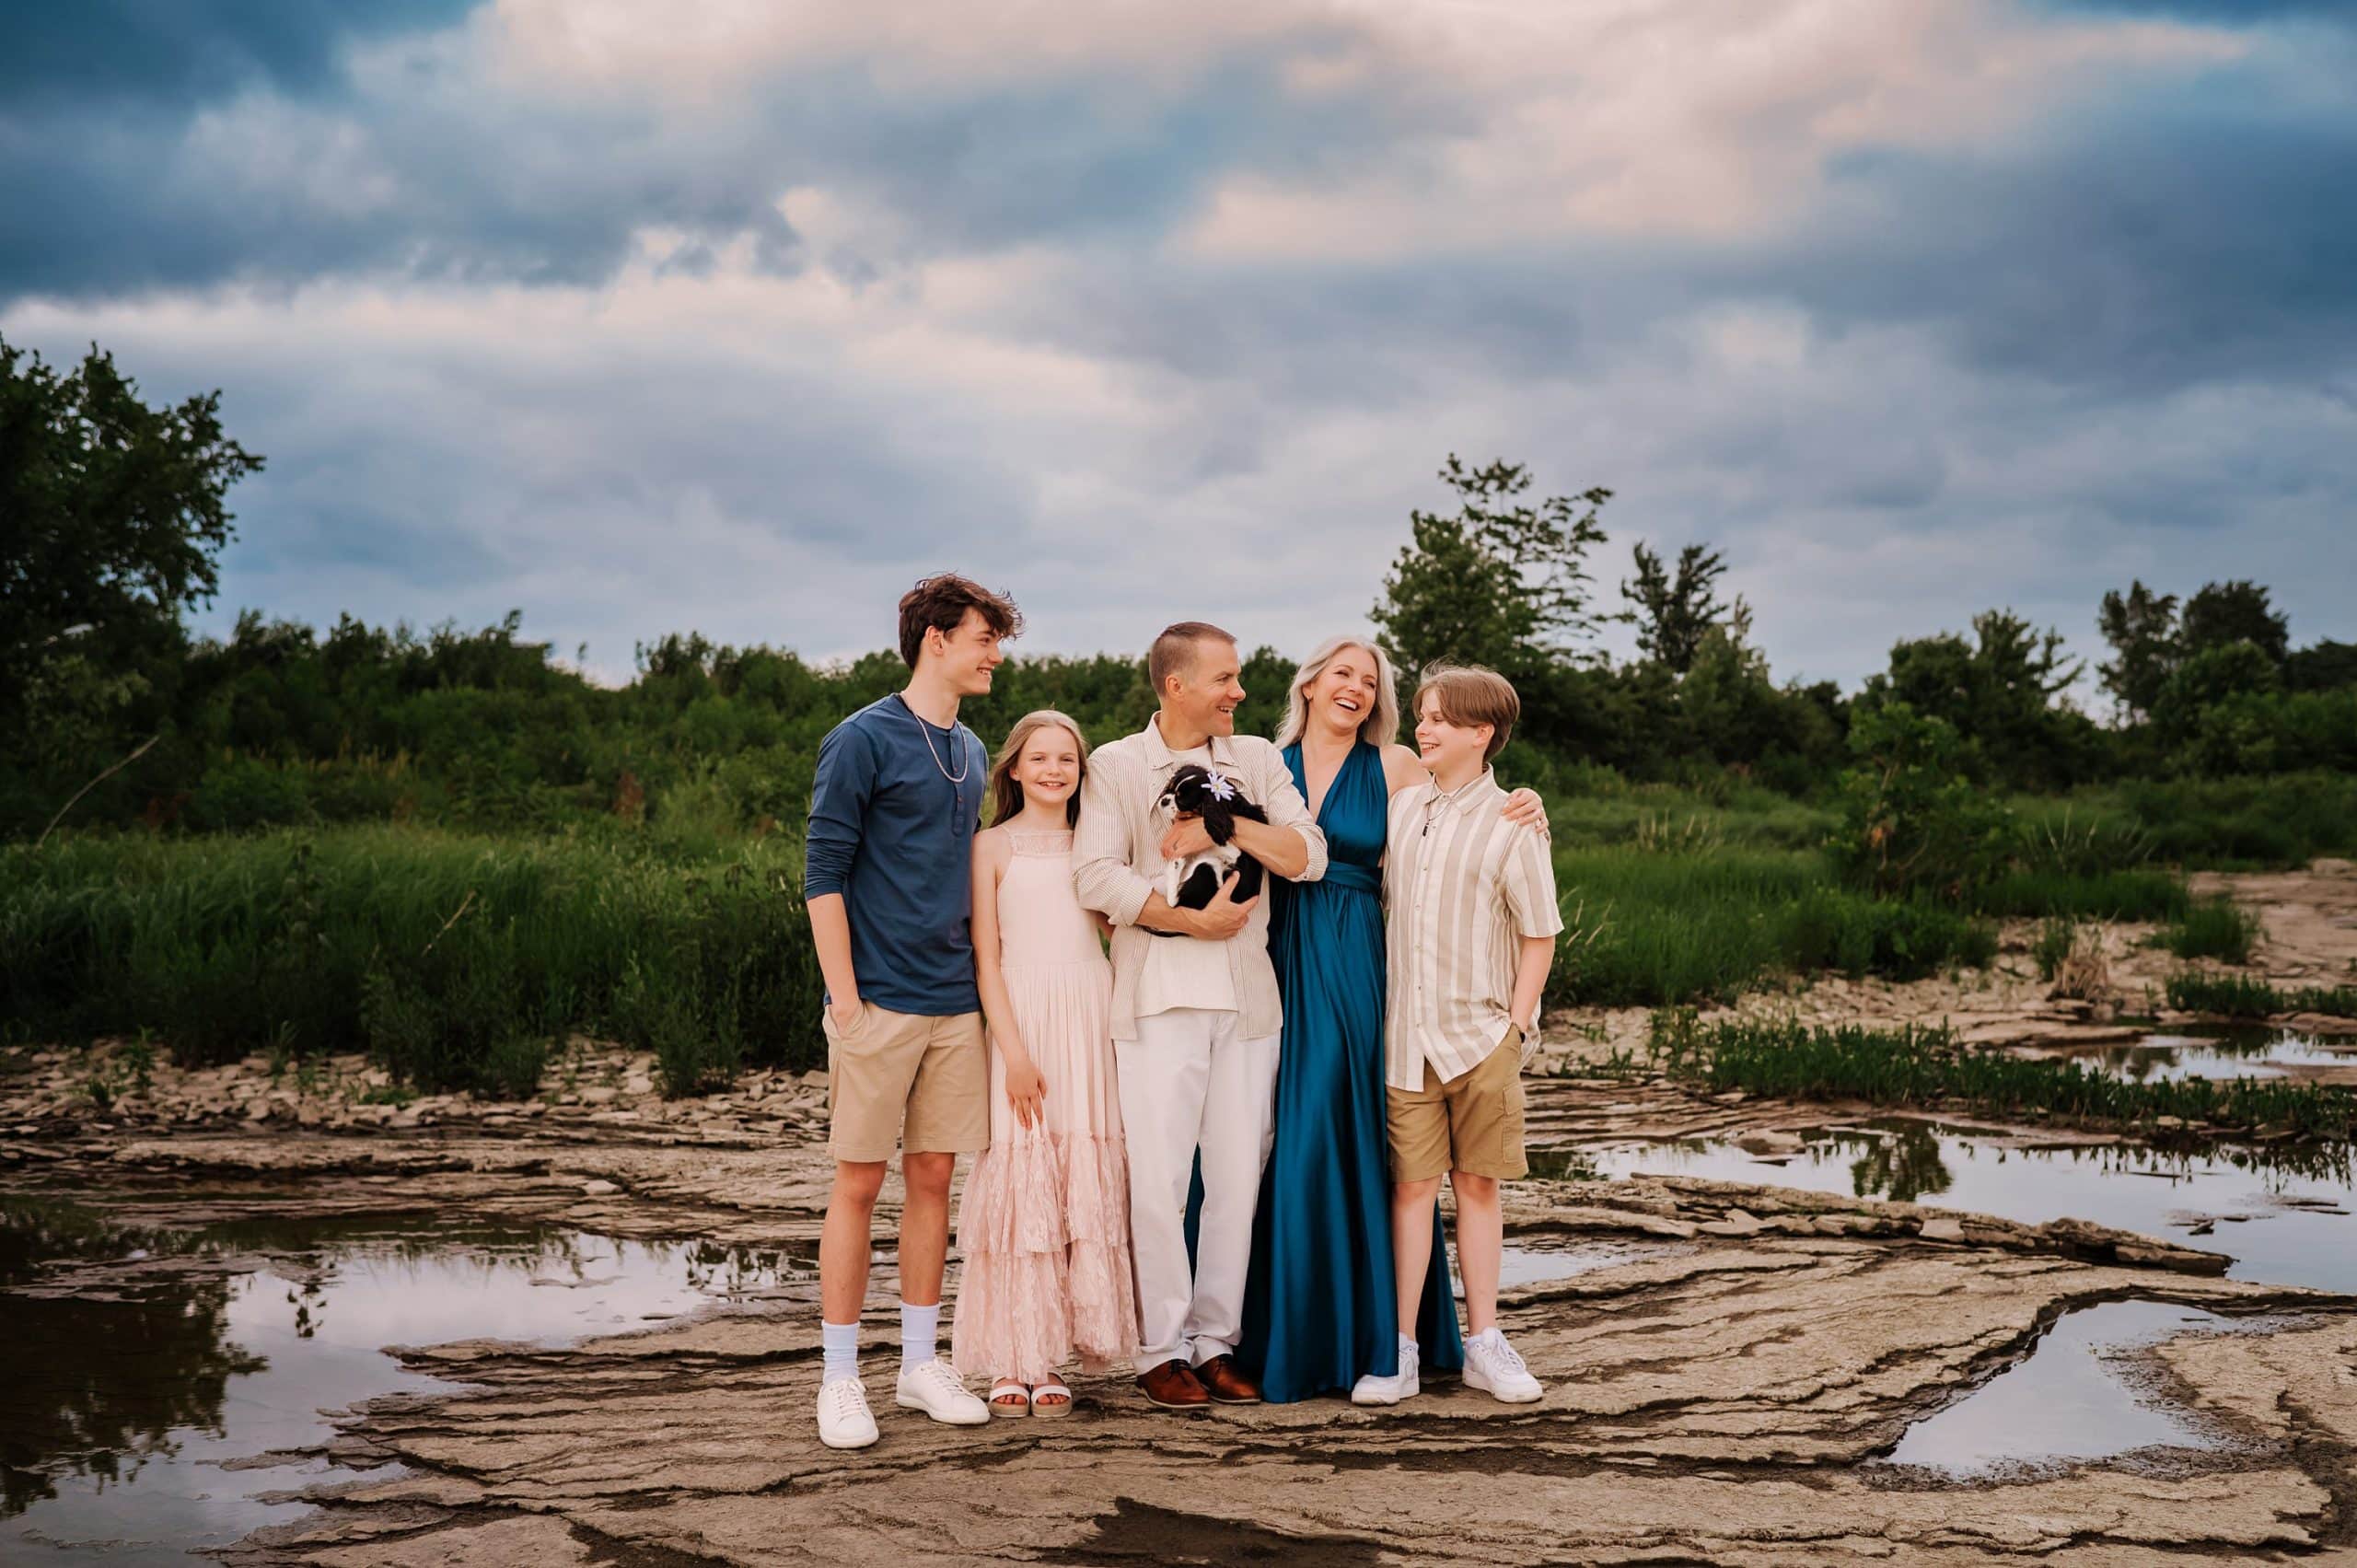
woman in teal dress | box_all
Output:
[1235,637,1546,1401]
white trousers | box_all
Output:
[1117,1007,1281,1372]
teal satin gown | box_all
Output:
[1237,740,1463,1400]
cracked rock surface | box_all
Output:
[5,865,2355,1564]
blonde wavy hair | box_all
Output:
[1274,636,1401,749]
[988,709,1090,828]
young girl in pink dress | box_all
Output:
[951,710,1139,1415]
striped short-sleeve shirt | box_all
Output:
[1384,768,1564,1091]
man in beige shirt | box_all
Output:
[1074,621,1328,1411]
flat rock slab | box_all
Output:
[119,1132,2342,1567]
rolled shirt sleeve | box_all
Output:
[803,722,875,901]
[1501,824,1565,939]
[1073,746,1156,926]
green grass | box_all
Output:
[2158,898,2262,964]
[1649,1010,2357,1140]
[1548,847,1995,1008]
[2165,971,2357,1020]
[1,827,822,1096]
[2032,918,2078,982]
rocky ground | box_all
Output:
[5,864,2356,1565]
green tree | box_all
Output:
[2286,638,2357,693]
[1865,610,2083,786]
[1372,456,1614,678]
[2096,580,2180,723]
[1621,540,1729,673]
[1829,702,2010,900]
[2,337,262,724]
[2182,580,2289,666]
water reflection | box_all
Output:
[2024,1030,2355,1085]
[1569,1122,2357,1294]
[0,1194,816,1563]
[1878,1298,2262,1475]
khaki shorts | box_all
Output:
[1387,1028,1527,1183]
[823,1002,989,1163]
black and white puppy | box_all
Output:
[1151,762,1267,936]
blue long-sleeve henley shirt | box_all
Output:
[803,693,986,1016]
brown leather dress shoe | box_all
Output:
[1194,1354,1262,1405]
[1137,1359,1210,1410]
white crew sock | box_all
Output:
[820,1319,859,1384]
[1397,1332,1420,1373]
[900,1300,940,1374]
[1469,1326,1505,1352]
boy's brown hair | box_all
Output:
[898,574,1024,668]
[1414,662,1520,763]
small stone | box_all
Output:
[579,1087,621,1106]
[1919,1216,1965,1242]
[579,1179,620,1196]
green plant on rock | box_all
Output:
[2159,899,2261,965]
[1829,703,2010,901]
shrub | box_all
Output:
[1829,703,2010,900]
[1647,1010,2355,1139]
[2033,918,2076,982]
[2159,899,2260,964]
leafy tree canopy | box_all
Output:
[1372,455,1614,678]
[2,336,262,719]
[1621,540,1729,674]
[2181,579,2289,665]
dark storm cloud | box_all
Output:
[5,1,2352,684]
[0,0,481,110]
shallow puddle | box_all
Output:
[1876,1298,2262,1476]
[1486,1241,1661,1291]
[0,1196,813,1565]
[2017,1029,2354,1084]
[1552,1123,2357,1295]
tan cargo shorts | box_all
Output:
[1387,1027,1527,1183]
[822,1002,989,1163]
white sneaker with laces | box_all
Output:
[1463,1332,1542,1403]
[896,1358,992,1425]
[1350,1365,1420,1406]
[817,1376,879,1448]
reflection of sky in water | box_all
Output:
[2,1222,811,1566]
[1572,1124,2357,1295]
[2028,1031,2355,1085]
[1878,1299,2261,1475]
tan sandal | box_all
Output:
[1029,1377,1073,1420]
[988,1378,1031,1419]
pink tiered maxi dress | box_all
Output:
[950,828,1140,1382]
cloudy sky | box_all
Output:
[6,0,2353,689]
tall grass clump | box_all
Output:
[2165,971,2357,1020]
[1545,846,1994,1008]
[1647,1010,2356,1139]
[2158,899,2261,964]
[0,827,823,1095]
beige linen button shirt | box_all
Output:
[1384,768,1563,1091]
[1072,714,1328,1042]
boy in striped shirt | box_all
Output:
[1354,663,1562,1409]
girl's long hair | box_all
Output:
[988,710,1091,828]
[1274,636,1401,749]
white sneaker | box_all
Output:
[1463,1332,1543,1404]
[1350,1365,1420,1406]
[816,1376,879,1448]
[895,1358,992,1426]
